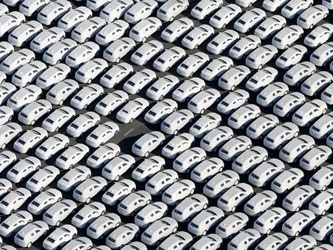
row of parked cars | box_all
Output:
[0,0,333,249]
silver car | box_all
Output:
[188,89,221,114]
[201,56,233,81]
[273,92,306,117]
[233,8,266,33]
[282,210,316,236]
[254,15,286,40]
[189,112,222,138]
[181,25,214,50]
[244,190,277,216]
[37,0,72,26]
[246,67,278,92]
[256,82,289,107]
[276,45,308,69]
[161,109,194,135]
[218,183,253,212]
[0,188,31,215]
[146,75,179,101]
[283,185,316,212]
[263,122,299,150]
[145,169,178,196]
[132,156,165,182]
[106,223,139,249]
[123,68,156,95]
[0,124,22,149]
[200,126,233,152]
[219,135,252,161]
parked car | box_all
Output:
[229,35,261,60]
[246,114,279,140]
[215,212,248,239]
[13,127,48,154]
[99,0,134,22]
[173,147,206,173]
[131,40,163,66]
[273,92,306,117]
[206,30,239,55]
[66,112,100,137]
[0,48,35,75]
[254,207,287,234]
[145,169,178,196]
[0,124,22,150]
[65,41,99,68]
[106,223,139,249]
[116,98,149,123]
[153,46,185,72]
[11,60,47,87]
[26,166,60,193]
[219,135,252,161]
[123,69,156,95]
[18,100,52,125]
[300,146,332,171]
[227,229,261,250]
[201,56,233,81]
[43,38,77,65]
[181,25,214,50]
[228,104,261,130]
[276,45,308,69]
[257,82,289,107]
[245,45,278,69]
[188,207,224,236]
[234,8,266,33]
[282,210,316,236]
[218,183,253,212]
[57,165,91,192]
[124,0,159,24]
[200,126,233,152]
[209,4,241,29]
[309,165,333,190]
[102,179,136,206]
[281,0,314,19]
[75,58,108,84]
[55,143,89,170]
[95,20,129,46]
[103,37,136,63]
[62,237,92,250]
[188,89,221,114]
[42,106,75,132]
[304,23,333,48]
[102,154,135,181]
[283,185,316,211]
[87,213,121,240]
[0,211,33,237]
[297,5,328,29]
[30,27,65,53]
[37,0,72,26]
[161,109,194,135]
[27,189,62,215]
[309,188,333,215]
[271,168,304,193]
[8,21,43,47]
[203,170,240,198]
[43,224,77,250]
[73,176,107,203]
[146,75,179,101]
[129,17,162,43]
[191,0,222,19]
[161,17,194,43]
[0,11,25,38]
[14,221,49,248]
[232,146,268,174]
[310,42,333,67]
[272,25,304,49]
[71,202,106,229]
[292,99,327,127]
[255,233,288,249]
[0,188,31,215]
[172,78,205,103]
[263,122,299,150]
[176,52,209,77]
[218,65,251,90]
[254,15,286,40]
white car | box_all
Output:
[86,122,119,148]
[172,78,205,102]
[232,146,268,174]
[301,72,332,97]
[36,64,71,90]
[7,156,41,183]
[234,8,266,33]
[228,104,261,130]
[161,17,194,43]
[0,188,31,215]
[262,0,289,11]
[102,179,136,206]
[206,30,239,55]
[300,146,332,171]
[30,27,65,53]
[75,58,108,84]
[256,82,289,107]
[162,180,195,205]
[229,35,261,60]
[216,212,248,239]
[43,38,77,65]
[132,131,165,157]
[73,176,107,203]
[131,40,163,66]
[42,106,76,132]
[71,202,106,229]
[176,52,210,77]
[189,112,222,138]
[201,57,233,81]
[304,23,333,48]
[100,63,133,88]
[218,65,251,90]
[272,25,304,49]
[103,37,136,63]
[129,17,162,43]
[146,75,179,101]
[0,48,35,75]
[217,89,249,115]
[218,183,253,212]
[310,42,333,67]
[70,84,104,109]
[191,157,224,183]
[310,111,333,139]
[181,25,214,50]
[297,5,328,29]
[37,0,72,26]
[0,211,33,237]
[191,0,222,20]
[55,143,89,170]
[57,165,91,192]
[282,210,316,236]
[102,154,135,181]
[18,100,52,125]
[14,221,49,248]
[0,82,16,105]
[87,143,120,169]
[281,0,313,18]
[62,237,93,250]
[124,0,158,24]
[95,20,129,46]
[43,199,77,226]
[13,127,48,154]
[172,194,208,222]
[87,213,121,240]
[245,45,278,69]
[145,169,178,195]
[292,99,327,127]
[0,106,13,125]
[123,69,156,95]
[117,190,151,216]
[71,17,106,43]
[99,0,134,22]
[276,45,308,69]
[153,46,185,72]
[8,21,43,47]
[157,0,189,21]
[161,109,194,135]
[43,224,77,250]
[254,208,287,234]
[26,166,60,193]
[219,135,252,161]
[132,156,165,182]
[209,4,242,29]
[162,133,194,159]
[173,147,206,173]
[200,126,234,152]
[106,223,139,249]
[0,11,25,38]
[244,190,277,216]
[271,168,304,194]
[46,79,79,105]
[95,90,129,116]
[19,0,50,17]
[116,98,149,123]
[246,114,279,139]
[65,41,100,68]
[11,60,47,88]
[66,112,100,137]
[27,189,62,215]
[0,124,22,149]
[254,15,286,40]
[188,89,221,114]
